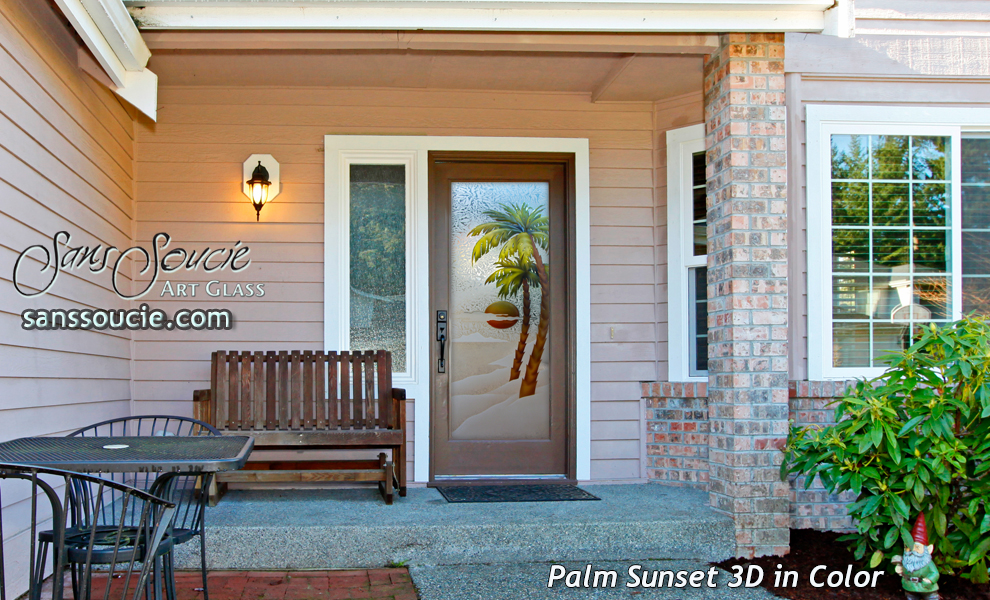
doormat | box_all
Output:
[435,484,600,503]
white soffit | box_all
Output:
[55,0,158,120]
[127,1,835,33]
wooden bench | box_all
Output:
[193,350,407,504]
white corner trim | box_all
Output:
[55,0,158,120]
[666,124,706,384]
[822,0,855,38]
[129,1,832,33]
[324,135,591,483]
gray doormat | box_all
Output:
[435,484,600,503]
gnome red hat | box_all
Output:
[912,513,929,546]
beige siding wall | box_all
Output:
[134,86,663,481]
[652,92,705,384]
[0,0,135,595]
[856,1,990,36]
[785,32,990,379]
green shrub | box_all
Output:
[783,317,990,582]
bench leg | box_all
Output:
[395,443,407,497]
[208,478,227,507]
[377,457,395,505]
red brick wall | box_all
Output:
[788,381,857,531]
[643,383,709,488]
[643,379,857,532]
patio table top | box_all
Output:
[0,435,254,473]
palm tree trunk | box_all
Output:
[519,236,549,398]
[510,280,530,381]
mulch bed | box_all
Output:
[715,529,990,600]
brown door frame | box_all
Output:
[428,151,578,484]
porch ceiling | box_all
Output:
[148,49,703,101]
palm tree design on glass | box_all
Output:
[469,202,549,398]
[485,254,540,381]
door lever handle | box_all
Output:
[436,310,447,373]
[438,332,446,373]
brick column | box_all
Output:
[703,33,790,558]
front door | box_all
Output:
[429,153,571,481]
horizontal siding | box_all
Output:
[855,1,990,36]
[136,81,660,481]
[786,32,990,77]
[0,1,135,598]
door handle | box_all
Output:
[436,310,447,373]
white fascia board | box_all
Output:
[80,0,152,69]
[54,0,158,120]
[128,2,833,33]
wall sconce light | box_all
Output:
[242,154,280,221]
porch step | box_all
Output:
[410,561,781,600]
[175,485,734,570]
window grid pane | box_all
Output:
[691,151,708,257]
[830,134,952,368]
[689,267,709,376]
[962,137,990,315]
[688,151,708,376]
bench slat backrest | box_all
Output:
[211,350,395,431]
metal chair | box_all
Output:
[67,417,221,600]
[0,463,176,600]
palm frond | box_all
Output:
[469,201,551,263]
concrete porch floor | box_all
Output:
[175,484,735,571]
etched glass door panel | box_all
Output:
[448,182,551,440]
[430,155,568,479]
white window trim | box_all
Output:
[804,105,990,380]
[666,124,707,383]
[325,135,591,483]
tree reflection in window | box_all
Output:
[829,135,951,368]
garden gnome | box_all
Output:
[892,514,940,600]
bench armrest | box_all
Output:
[192,389,213,425]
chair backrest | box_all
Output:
[209,350,395,431]
[68,417,219,534]
[0,463,175,600]
[69,416,220,438]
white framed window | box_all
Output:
[807,105,990,380]
[666,124,709,382]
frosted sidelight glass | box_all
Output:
[349,164,406,371]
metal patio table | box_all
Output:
[0,435,254,473]
[0,435,254,600]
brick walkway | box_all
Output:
[174,570,418,600]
